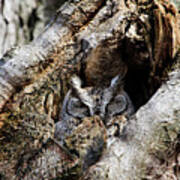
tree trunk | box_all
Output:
[0,0,179,179]
[0,0,65,58]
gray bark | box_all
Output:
[0,0,179,179]
[0,0,65,58]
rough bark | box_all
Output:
[0,0,179,179]
[173,0,180,9]
[0,0,65,58]
[82,66,180,180]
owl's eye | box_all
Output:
[107,94,127,117]
[67,97,89,118]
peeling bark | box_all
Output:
[0,0,179,179]
[0,0,65,58]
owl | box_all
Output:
[54,74,134,168]
[55,74,134,143]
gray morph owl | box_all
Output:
[55,74,134,144]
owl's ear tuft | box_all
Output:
[110,74,124,88]
[70,75,82,89]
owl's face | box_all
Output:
[64,75,128,121]
[55,74,134,147]
[65,87,103,118]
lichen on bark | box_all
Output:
[0,0,180,179]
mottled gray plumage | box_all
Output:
[54,74,134,168]
[55,74,134,142]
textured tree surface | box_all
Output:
[0,0,180,179]
[0,0,66,57]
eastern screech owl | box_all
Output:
[55,74,134,145]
